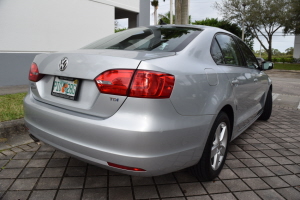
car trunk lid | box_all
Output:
[30,49,175,118]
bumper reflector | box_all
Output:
[107,162,146,172]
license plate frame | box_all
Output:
[51,76,81,100]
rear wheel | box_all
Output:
[259,89,272,121]
[189,112,231,181]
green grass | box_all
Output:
[273,63,300,70]
[0,93,27,122]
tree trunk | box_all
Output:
[175,0,182,24]
[154,6,158,25]
[175,0,189,25]
[170,0,173,24]
[267,36,272,61]
[181,0,189,24]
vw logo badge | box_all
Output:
[59,57,68,71]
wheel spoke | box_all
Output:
[219,145,226,156]
[214,152,221,169]
[212,152,219,169]
[211,145,218,159]
[215,125,221,142]
[219,124,227,142]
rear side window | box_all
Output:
[215,34,243,66]
[236,38,259,69]
[211,38,224,64]
[83,26,202,52]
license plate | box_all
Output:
[51,76,80,100]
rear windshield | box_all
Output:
[83,26,202,52]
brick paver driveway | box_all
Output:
[0,107,300,200]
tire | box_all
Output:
[258,89,272,121]
[189,112,231,181]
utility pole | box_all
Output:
[170,0,173,24]
[242,3,246,41]
[260,44,262,57]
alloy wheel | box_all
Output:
[210,122,228,170]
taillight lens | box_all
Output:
[29,63,44,82]
[95,69,135,96]
[94,69,175,98]
[129,70,175,98]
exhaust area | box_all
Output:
[29,134,40,143]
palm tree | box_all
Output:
[152,0,189,25]
[151,0,159,25]
[158,12,174,24]
[175,0,189,25]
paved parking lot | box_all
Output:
[266,70,300,110]
[0,106,300,200]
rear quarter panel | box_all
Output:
[138,28,235,116]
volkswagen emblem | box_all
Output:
[59,57,68,71]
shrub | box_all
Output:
[115,28,127,33]
[280,58,286,63]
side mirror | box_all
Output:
[262,61,273,70]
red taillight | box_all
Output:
[94,69,175,98]
[107,162,146,172]
[129,70,175,98]
[95,69,135,96]
[29,63,44,82]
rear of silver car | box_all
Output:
[24,25,272,177]
[24,40,214,175]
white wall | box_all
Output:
[294,35,300,59]
[0,0,115,52]
[91,0,139,12]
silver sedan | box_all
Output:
[24,25,273,181]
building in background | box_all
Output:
[294,35,300,59]
[0,0,150,87]
[0,0,150,52]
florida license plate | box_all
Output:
[51,76,80,100]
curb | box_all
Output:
[269,69,300,73]
[0,118,26,139]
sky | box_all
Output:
[118,0,295,53]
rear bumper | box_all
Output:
[24,93,214,176]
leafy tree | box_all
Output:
[272,49,283,56]
[192,18,254,50]
[214,0,291,61]
[285,47,294,55]
[284,0,300,34]
[158,11,175,24]
[254,49,267,57]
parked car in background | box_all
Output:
[24,25,273,181]
[257,57,274,69]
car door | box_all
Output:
[235,38,266,114]
[212,34,257,136]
